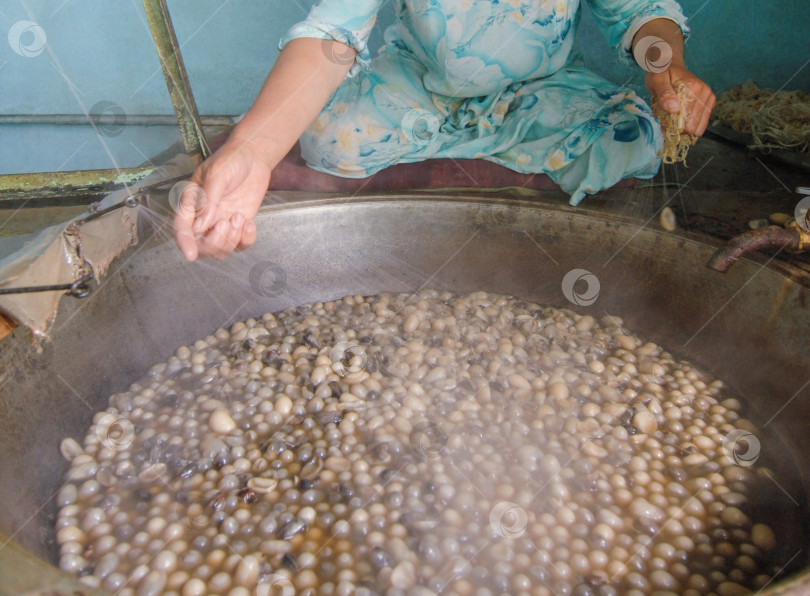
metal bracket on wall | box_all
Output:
[0,167,158,204]
[141,0,211,159]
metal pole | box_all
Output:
[0,114,235,126]
[141,0,211,158]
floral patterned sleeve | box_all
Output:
[585,0,690,65]
[279,0,385,77]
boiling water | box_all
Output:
[54,290,805,595]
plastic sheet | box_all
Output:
[0,154,196,336]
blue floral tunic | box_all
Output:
[281,0,688,205]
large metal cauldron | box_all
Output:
[1,193,809,594]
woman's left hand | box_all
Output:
[645,64,716,137]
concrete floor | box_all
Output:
[588,132,808,231]
[648,132,808,230]
[657,132,808,194]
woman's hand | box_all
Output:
[173,139,271,261]
[171,37,356,261]
[645,65,716,136]
[633,18,715,137]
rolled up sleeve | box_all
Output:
[279,0,385,77]
[585,0,690,66]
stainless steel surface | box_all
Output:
[1,193,809,593]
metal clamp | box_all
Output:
[66,192,146,235]
[0,271,94,298]
[69,172,189,232]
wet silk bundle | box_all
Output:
[652,83,697,165]
[712,80,810,154]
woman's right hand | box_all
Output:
[172,37,356,261]
[173,138,272,261]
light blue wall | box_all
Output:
[1,0,808,175]
[579,0,810,100]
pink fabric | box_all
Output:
[209,132,636,193]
